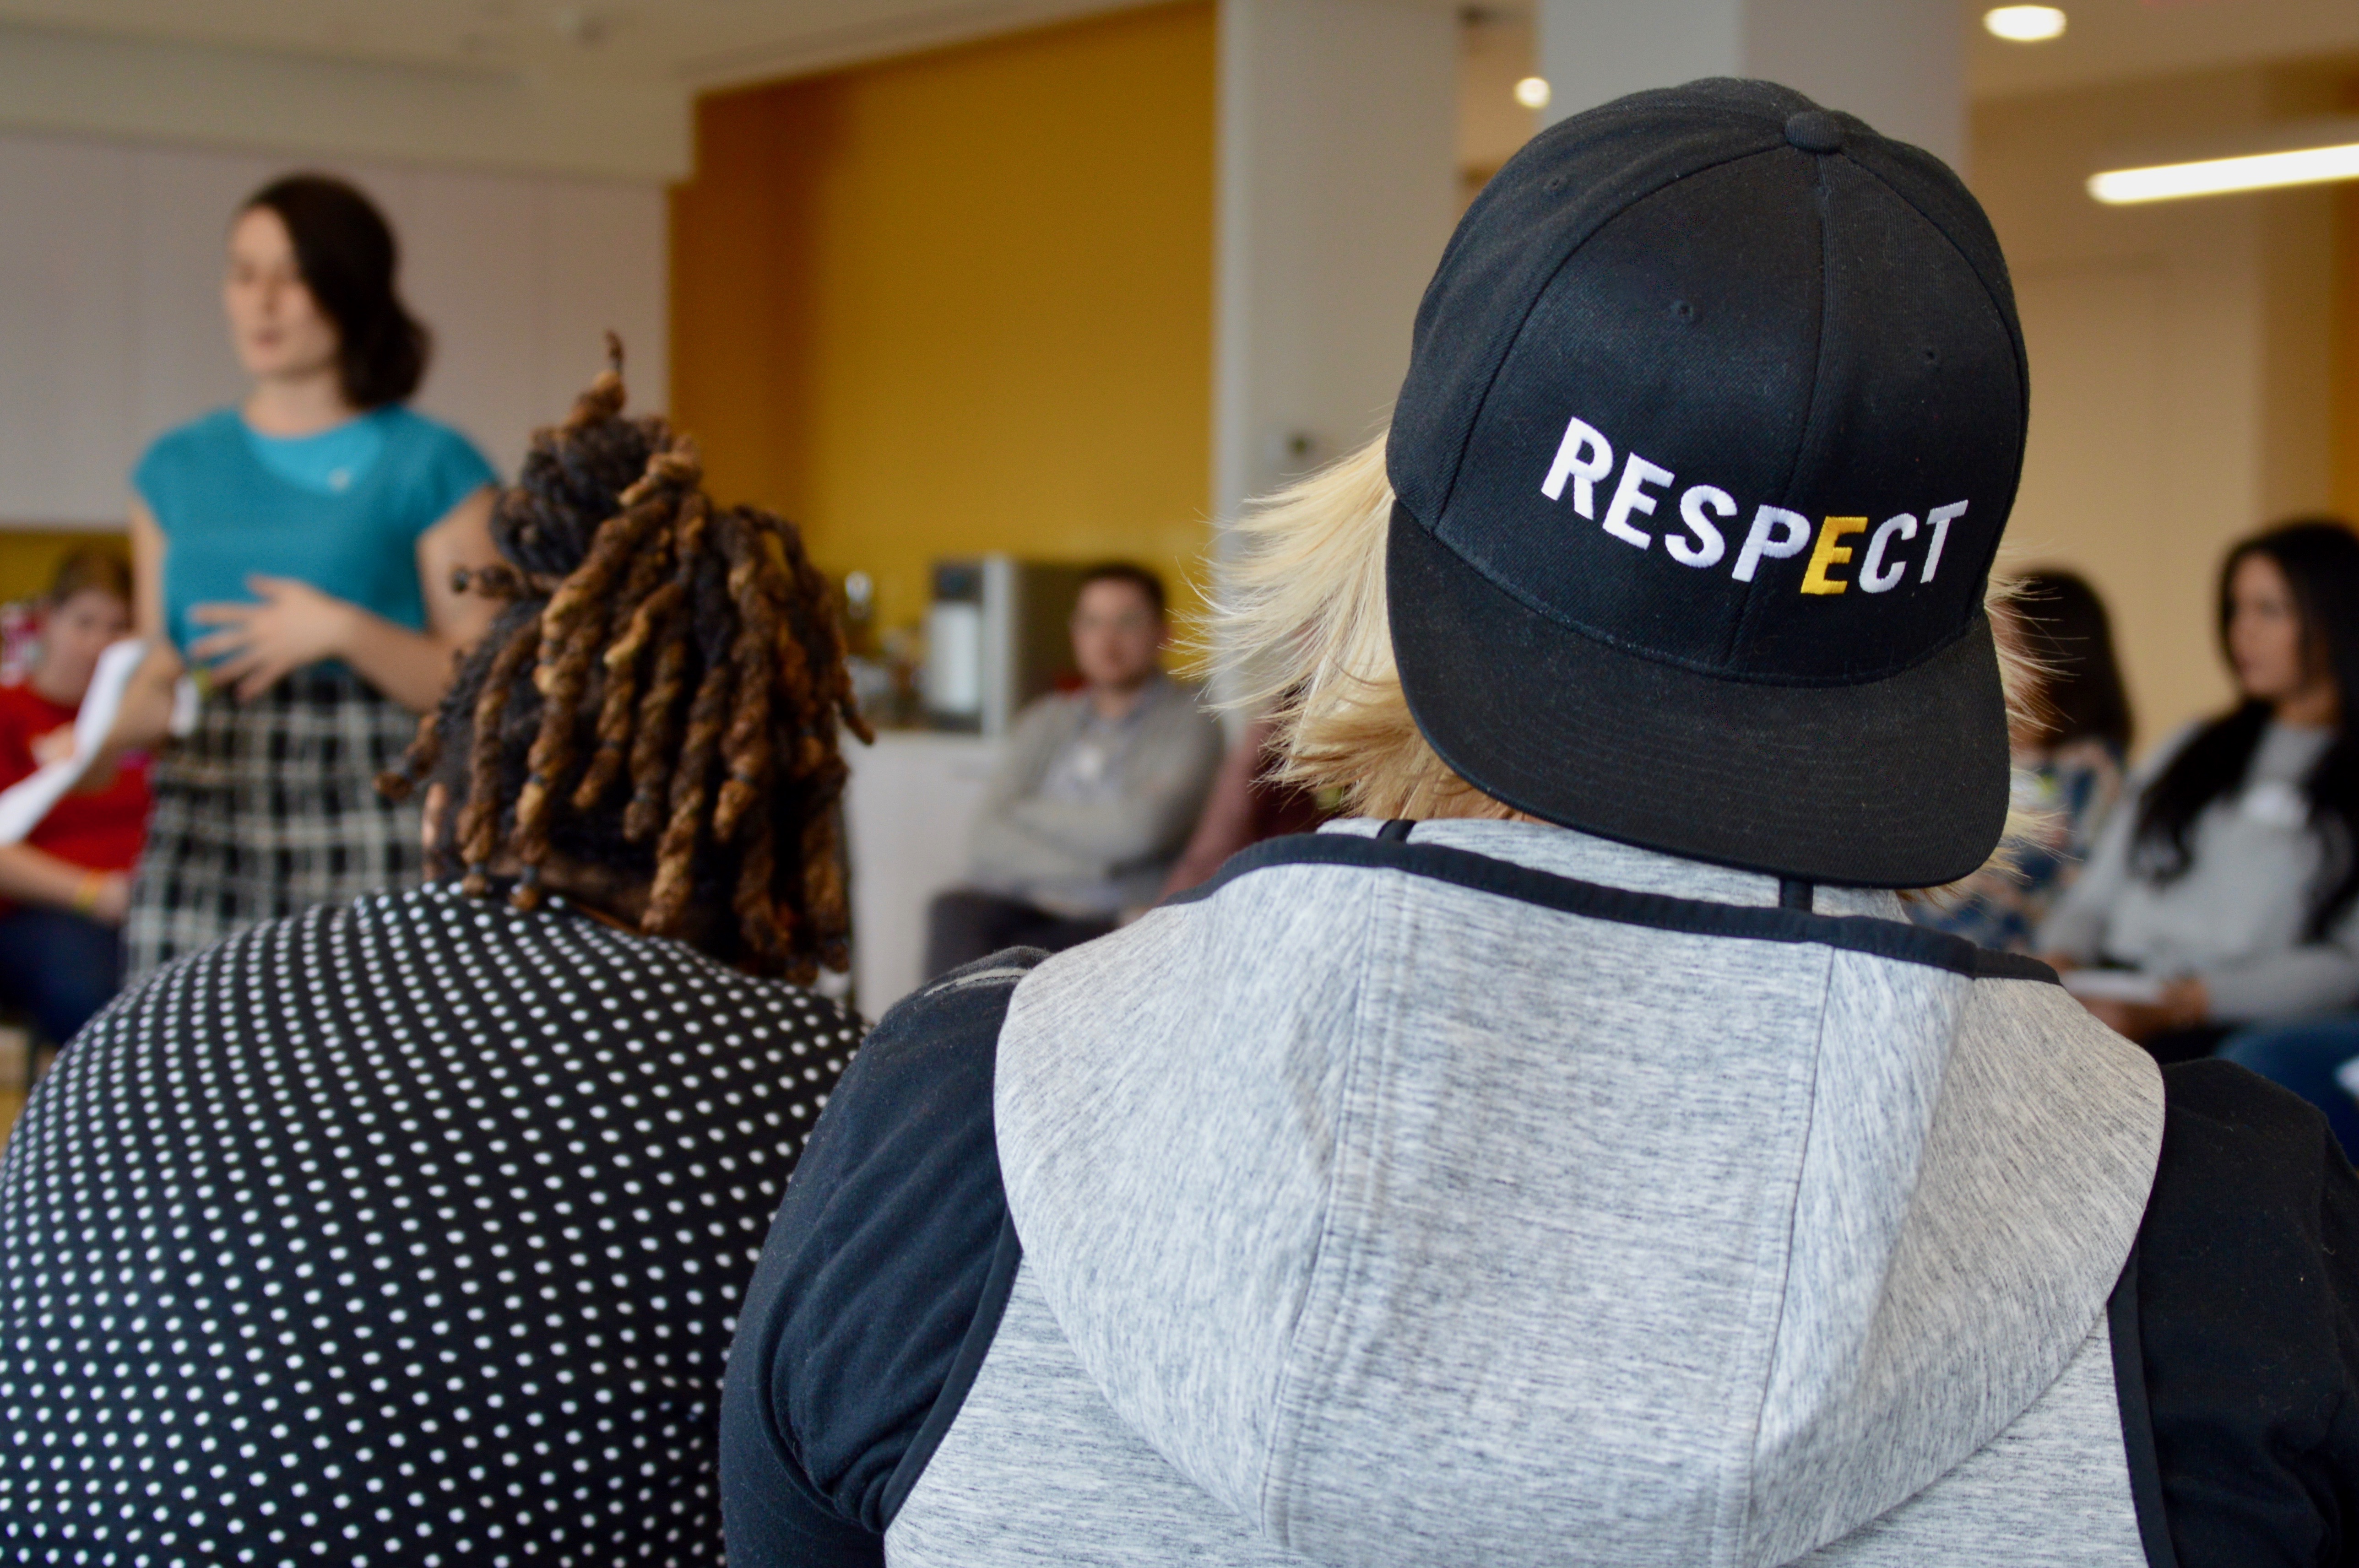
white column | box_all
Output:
[1536,0,1963,170]
[1212,0,1459,525]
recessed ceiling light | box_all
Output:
[1514,76,1552,111]
[1984,5,2066,43]
[2090,141,2359,204]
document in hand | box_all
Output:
[2058,968,2168,1006]
[0,638,155,845]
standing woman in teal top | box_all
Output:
[114,174,499,980]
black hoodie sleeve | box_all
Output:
[719,951,1041,1568]
[2131,1060,2359,1568]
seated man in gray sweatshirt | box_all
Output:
[924,562,1223,977]
[727,81,2359,1568]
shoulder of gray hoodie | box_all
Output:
[722,820,2359,1568]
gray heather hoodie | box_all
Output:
[886,818,2166,1567]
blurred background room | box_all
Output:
[3,0,2359,1104]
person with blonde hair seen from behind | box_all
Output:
[2038,520,2359,1062]
[0,549,151,1042]
[107,173,500,982]
[722,81,2358,1568]
[0,361,868,1562]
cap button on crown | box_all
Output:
[1784,110,1844,154]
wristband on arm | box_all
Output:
[70,872,105,916]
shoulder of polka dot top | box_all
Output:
[0,880,866,1565]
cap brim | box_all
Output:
[1387,504,2011,888]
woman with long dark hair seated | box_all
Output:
[0,359,868,1563]
[2039,519,2359,1061]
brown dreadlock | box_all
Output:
[381,339,871,981]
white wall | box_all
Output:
[1212,0,1459,519]
[1536,0,1963,169]
[0,127,667,527]
[0,21,688,184]
[1972,66,2337,749]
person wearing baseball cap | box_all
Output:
[721,80,2359,1568]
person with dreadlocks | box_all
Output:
[0,356,869,1566]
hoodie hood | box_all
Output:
[992,818,2163,1568]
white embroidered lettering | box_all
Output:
[1732,506,1812,583]
[1670,486,1732,568]
[1858,513,1918,594]
[1540,416,1614,517]
[1600,453,1674,550]
[1921,501,1967,583]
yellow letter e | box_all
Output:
[1800,516,1868,596]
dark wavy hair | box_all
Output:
[2015,569,2131,753]
[241,173,428,408]
[2131,518,2359,936]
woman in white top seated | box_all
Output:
[2040,518,2359,1060]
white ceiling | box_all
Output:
[0,0,2355,99]
[1967,0,2359,99]
[0,0,1163,90]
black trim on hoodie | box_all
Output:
[2107,1246,2180,1568]
[2124,1061,2359,1567]
[719,951,1041,1568]
[1166,830,2059,983]
[882,1214,1024,1524]
[722,850,2359,1568]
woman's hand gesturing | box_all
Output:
[187,575,359,700]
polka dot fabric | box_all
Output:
[0,881,858,1566]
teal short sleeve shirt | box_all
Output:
[133,406,497,656]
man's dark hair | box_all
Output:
[2131,518,2359,937]
[380,347,871,980]
[1077,562,1167,620]
[2014,570,2131,753]
[242,173,429,409]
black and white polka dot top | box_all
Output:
[0,881,859,1567]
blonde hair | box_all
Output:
[1199,428,2043,891]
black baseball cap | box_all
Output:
[1387,78,2028,888]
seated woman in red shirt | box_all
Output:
[0,550,150,1040]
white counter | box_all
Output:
[842,729,1001,1018]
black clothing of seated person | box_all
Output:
[0,362,869,1565]
[924,565,1223,979]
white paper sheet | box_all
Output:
[2059,968,2168,1005]
[0,638,153,846]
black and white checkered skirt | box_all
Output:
[123,668,423,983]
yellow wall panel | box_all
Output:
[672,2,1216,635]
[0,530,128,609]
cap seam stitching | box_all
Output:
[1719,148,1836,668]
[1836,151,2034,521]
[1254,881,1389,1545]
[1420,139,1790,527]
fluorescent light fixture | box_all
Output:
[1514,76,1551,110]
[1984,5,2066,42]
[2089,141,2359,204]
